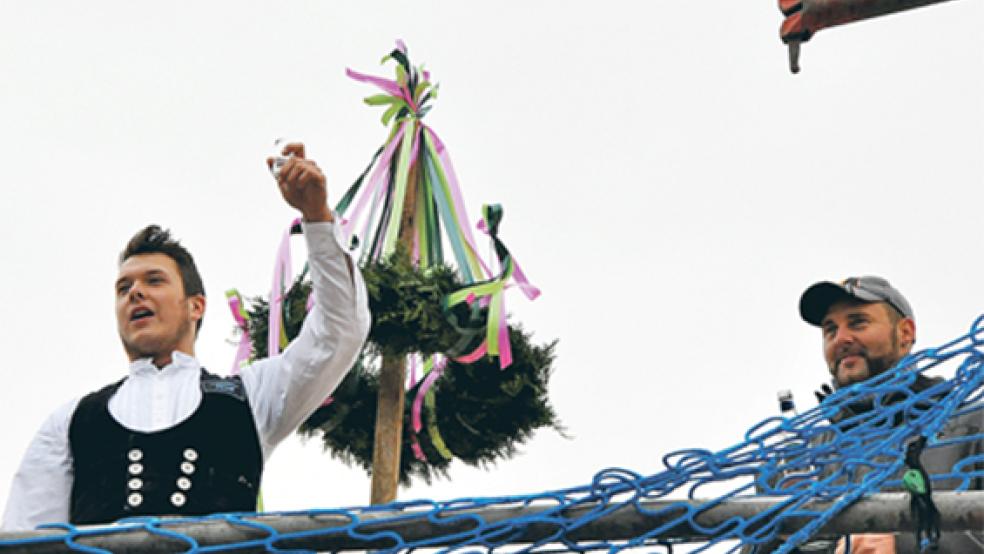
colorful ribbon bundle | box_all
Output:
[334,41,541,461]
[227,41,544,465]
[337,40,539,369]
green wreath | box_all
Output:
[244,253,563,484]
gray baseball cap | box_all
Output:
[799,276,914,326]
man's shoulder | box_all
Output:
[73,376,128,414]
[199,369,248,402]
[942,403,984,434]
[81,377,128,400]
[32,396,85,442]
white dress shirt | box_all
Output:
[1,221,371,530]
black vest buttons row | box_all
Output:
[177,476,192,491]
[128,463,143,475]
[183,448,198,461]
[128,448,143,462]
[171,492,186,507]
[127,492,143,507]
[180,461,195,475]
[128,478,143,490]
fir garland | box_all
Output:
[243,254,562,484]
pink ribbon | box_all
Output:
[408,125,422,164]
[268,217,301,357]
[347,42,416,108]
[467,216,542,369]
[227,295,251,375]
[462,291,511,369]
[410,435,426,461]
[424,127,493,280]
[408,126,424,265]
[345,68,407,102]
[409,340,500,462]
[496,294,512,368]
[410,356,449,462]
[265,218,335,406]
[340,122,407,248]
[476,218,541,301]
[456,342,488,364]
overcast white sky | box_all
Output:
[0,0,981,540]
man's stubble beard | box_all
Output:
[866,326,903,377]
[831,327,903,386]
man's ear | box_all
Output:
[188,294,206,325]
[898,317,916,351]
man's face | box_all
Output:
[115,253,203,362]
[821,300,913,386]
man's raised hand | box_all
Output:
[266,142,334,223]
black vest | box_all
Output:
[68,370,263,525]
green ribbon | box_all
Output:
[444,204,515,361]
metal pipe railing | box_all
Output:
[0,491,981,553]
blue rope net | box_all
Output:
[4,317,983,553]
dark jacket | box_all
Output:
[745,374,983,553]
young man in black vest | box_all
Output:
[2,143,371,529]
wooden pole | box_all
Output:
[370,127,420,505]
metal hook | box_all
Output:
[788,40,802,74]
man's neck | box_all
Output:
[152,352,174,369]
[131,348,195,370]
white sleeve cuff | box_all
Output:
[300,220,348,259]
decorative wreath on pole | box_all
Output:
[229,42,562,487]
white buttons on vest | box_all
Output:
[127,492,143,507]
[176,476,192,491]
[128,463,144,475]
[170,492,187,507]
[127,448,144,462]
[180,461,195,475]
[183,448,199,462]
[128,478,143,490]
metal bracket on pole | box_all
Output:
[780,0,961,73]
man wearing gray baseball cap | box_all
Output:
[795,276,983,554]
[800,276,916,390]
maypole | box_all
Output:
[228,41,560,504]
[369,156,421,504]
[342,42,544,503]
